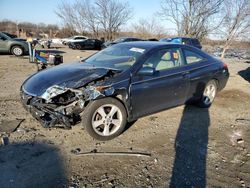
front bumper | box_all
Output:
[20,90,62,128]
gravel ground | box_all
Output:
[0,47,249,188]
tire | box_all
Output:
[197,80,218,108]
[11,46,24,56]
[82,97,127,141]
[76,44,82,50]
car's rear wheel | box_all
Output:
[82,98,127,141]
[11,46,24,56]
[197,80,217,108]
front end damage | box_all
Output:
[21,85,115,129]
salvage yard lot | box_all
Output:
[0,47,250,187]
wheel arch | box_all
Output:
[83,91,131,121]
[9,44,24,53]
[211,77,219,90]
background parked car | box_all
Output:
[68,39,103,50]
[61,36,88,45]
[160,37,202,49]
[0,32,29,56]
[2,32,17,38]
[102,37,143,49]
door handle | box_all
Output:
[182,71,190,79]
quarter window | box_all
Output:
[143,48,182,71]
[184,50,206,64]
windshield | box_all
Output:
[84,45,147,71]
[0,32,11,40]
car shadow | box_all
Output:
[0,142,67,188]
[238,67,250,82]
[170,105,210,188]
[123,120,137,133]
[0,52,11,55]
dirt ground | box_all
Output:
[0,47,249,188]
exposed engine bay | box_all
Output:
[21,70,117,129]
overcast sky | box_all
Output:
[0,0,166,26]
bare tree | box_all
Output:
[55,0,133,40]
[131,18,166,39]
[220,0,250,58]
[55,1,81,35]
[159,0,223,40]
[94,0,133,40]
[75,0,100,38]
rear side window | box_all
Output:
[183,49,206,64]
[182,38,191,45]
[171,38,181,44]
[191,39,201,45]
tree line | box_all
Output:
[1,0,249,58]
[55,0,249,57]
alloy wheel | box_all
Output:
[13,47,23,56]
[203,83,216,105]
[91,104,123,136]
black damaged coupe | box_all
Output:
[21,42,229,140]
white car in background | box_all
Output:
[51,38,63,44]
[61,36,88,45]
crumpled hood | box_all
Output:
[22,62,111,96]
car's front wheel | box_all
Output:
[11,46,24,56]
[76,44,82,50]
[198,80,217,108]
[82,98,127,141]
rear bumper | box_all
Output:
[217,71,229,91]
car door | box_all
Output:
[182,47,214,101]
[83,39,94,49]
[0,34,8,52]
[130,47,190,118]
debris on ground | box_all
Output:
[205,47,250,60]
[0,136,9,146]
[71,148,151,157]
[237,138,244,144]
[0,119,25,133]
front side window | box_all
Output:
[184,49,206,64]
[171,38,181,44]
[142,48,183,71]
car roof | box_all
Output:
[171,37,199,40]
[114,41,210,58]
[115,41,188,50]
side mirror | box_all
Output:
[137,67,155,76]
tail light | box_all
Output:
[223,63,228,70]
[222,62,229,74]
